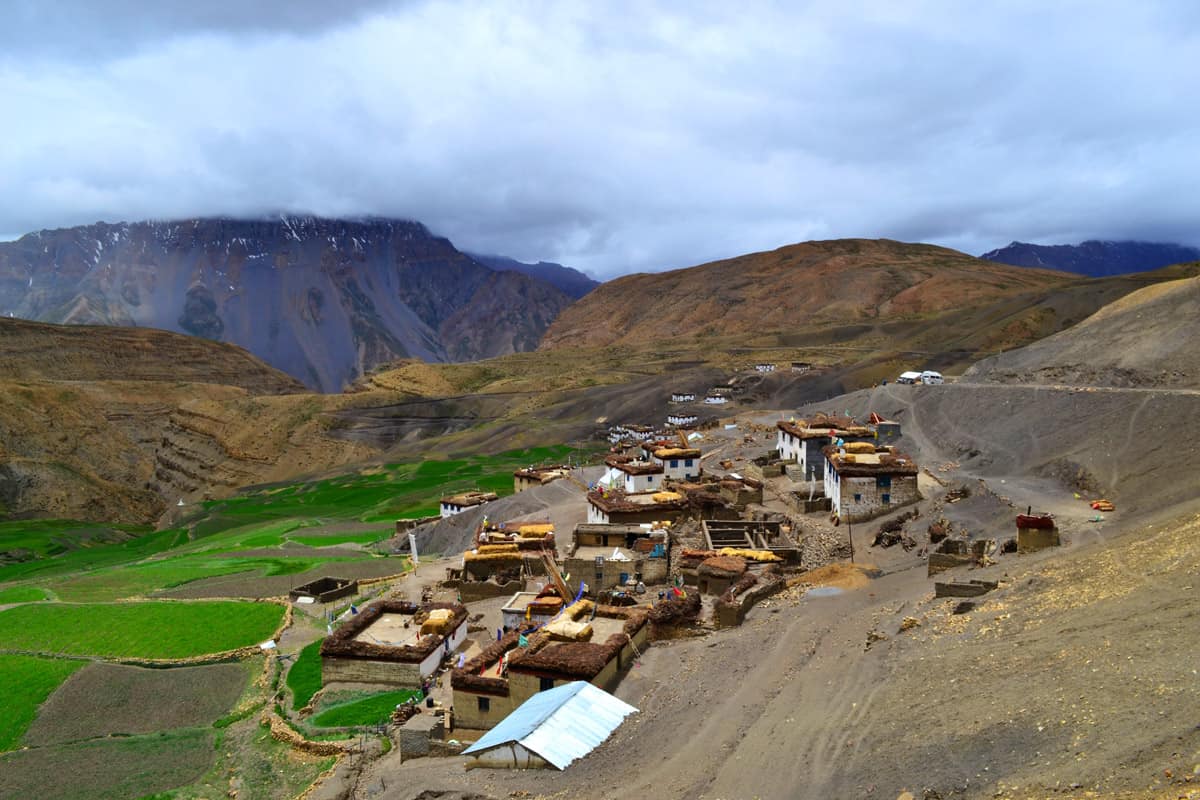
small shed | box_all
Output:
[462,681,638,770]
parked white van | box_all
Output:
[920,370,944,385]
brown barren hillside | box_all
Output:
[540,239,1071,349]
[965,269,1200,388]
[0,317,304,393]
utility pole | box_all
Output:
[847,517,855,564]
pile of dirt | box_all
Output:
[787,561,879,590]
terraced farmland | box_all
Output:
[0,601,285,659]
[0,654,85,750]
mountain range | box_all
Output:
[0,216,577,392]
[467,253,598,299]
[981,239,1200,277]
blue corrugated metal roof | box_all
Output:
[462,681,638,769]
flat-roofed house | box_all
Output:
[822,444,919,522]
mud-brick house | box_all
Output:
[563,523,670,595]
[586,488,688,525]
[450,601,649,734]
[320,601,468,687]
[512,465,571,493]
[667,412,699,427]
[650,446,702,481]
[440,491,498,518]
[598,455,665,494]
[791,361,812,373]
[704,390,731,405]
[822,443,919,522]
[776,416,873,482]
[754,363,776,373]
[670,391,696,403]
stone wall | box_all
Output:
[321,657,422,687]
[838,474,919,523]
[458,580,524,603]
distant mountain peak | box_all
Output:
[982,239,1200,277]
[468,253,599,299]
[0,216,574,391]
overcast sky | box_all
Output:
[2,1,1198,278]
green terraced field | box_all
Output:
[310,689,421,728]
[287,638,325,711]
[0,585,48,604]
[0,523,187,584]
[187,444,585,536]
[0,601,285,659]
[0,654,85,750]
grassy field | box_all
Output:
[310,689,421,728]
[0,601,285,659]
[287,638,324,711]
[0,654,85,750]
[0,585,48,603]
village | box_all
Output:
[281,364,1088,775]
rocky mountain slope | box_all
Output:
[0,317,304,392]
[981,239,1200,277]
[469,253,598,299]
[540,238,1072,349]
[965,270,1200,388]
[0,216,574,391]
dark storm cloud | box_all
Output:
[2,1,1198,277]
[0,0,409,57]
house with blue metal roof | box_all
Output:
[461,681,638,770]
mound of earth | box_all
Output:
[964,273,1200,388]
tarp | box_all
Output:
[463,681,638,770]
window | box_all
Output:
[540,677,555,692]
[882,493,891,505]
[671,459,679,468]
[648,475,654,482]
[477,696,490,712]
[685,459,694,467]
[853,493,862,503]
[876,475,892,488]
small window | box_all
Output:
[882,493,891,505]
[853,493,862,503]
[685,459,694,467]
[477,696,490,712]
[876,475,892,488]
[648,475,654,482]
[671,459,679,468]
[540,677,555,692]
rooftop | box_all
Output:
[822,444,919,477]
[441,491,498,507]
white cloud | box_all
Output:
[1,0,1198,277]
